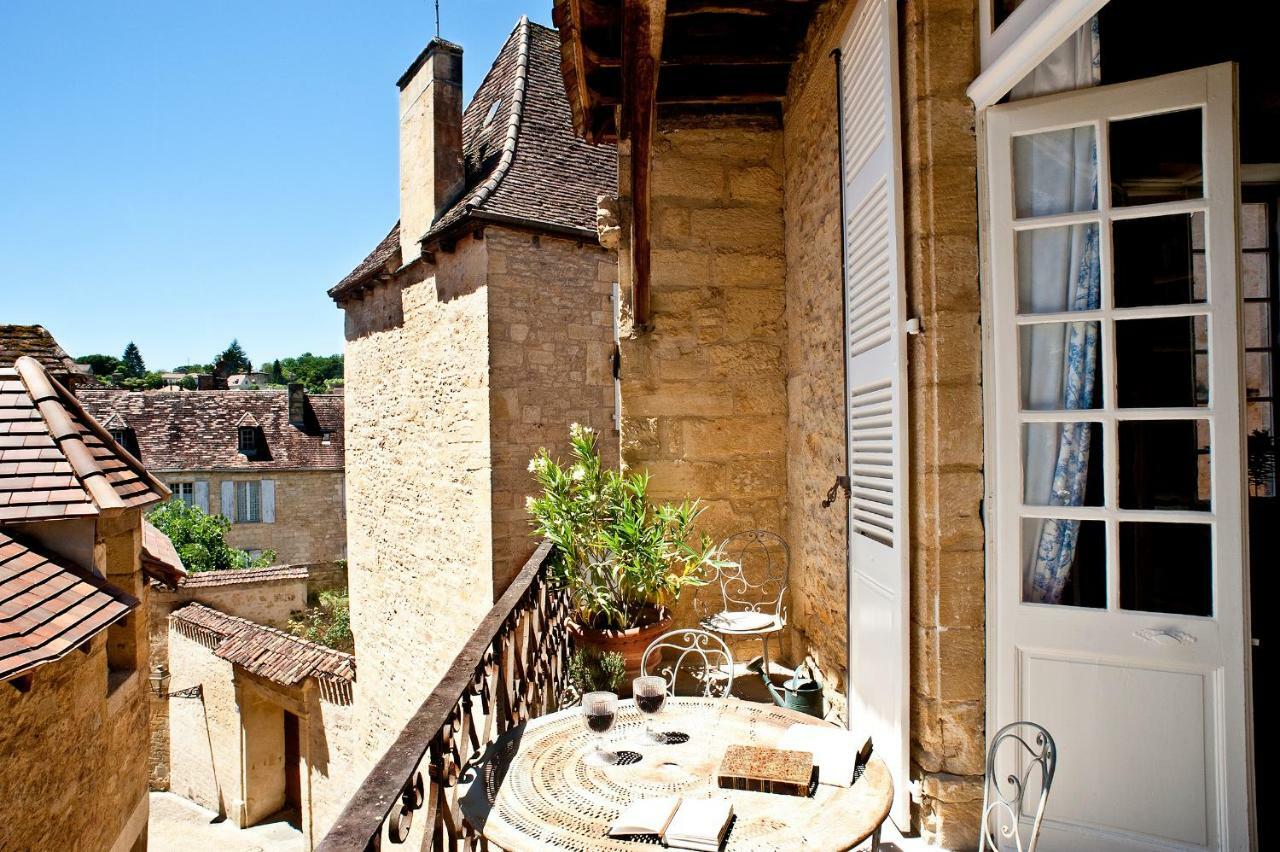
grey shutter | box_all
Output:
[220,481,235,522]
[261,480,276,524]
[193,480,209,513]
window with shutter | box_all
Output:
[234,481,262,524]
[837,0,910,826]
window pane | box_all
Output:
[1020,322,1103,410]
[1013,125,1098,218]
[1017,224,1101,314]
[1246,352,1272,401]
[1022,518,1106,608]
[1116,316,1208,408]
[1242,253,1269,299]
[1247,409,1276,497]
[1242,202,1268,250]
[1243,301,1271,351]
[1109,109,1203,206]
[1022,423,1103,507]
[1119,522,1212,616]
[1118,420,1211,511]
[1113,213,1205,307]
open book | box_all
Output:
[608,797,733,851]
[776,724,872,788]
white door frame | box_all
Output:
[978,64,1255,849]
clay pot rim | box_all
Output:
[569,607,672,639]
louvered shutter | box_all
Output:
[220,481,235,523]
[261,480,276,524]
[193,480,209,513]
[838,0,910,826]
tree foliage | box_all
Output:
[74,354,120,377]
[288,591,353,652]
[148,500,275,573]
[213,339,253,378]
[121,342,146,378]
[275,353,343,394]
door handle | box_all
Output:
[1133,627,1197,646]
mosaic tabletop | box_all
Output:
[459,697,893,851]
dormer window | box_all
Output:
[238,426,258,454]
[108,426,140,458]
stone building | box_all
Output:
[80,384,346,565]
[544,0,1278,847]
[330,17,616,762]
[0,355,174,852]
[165,602,356,850]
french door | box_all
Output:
[986,64,1252,850]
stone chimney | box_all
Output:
[287,383,306,428]
[397,38,464,263]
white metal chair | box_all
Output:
[696,530,789,677]
[980,721,1057,852]
[640,629,734,698]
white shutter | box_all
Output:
[261,480,276,524]
[220,481,235,523]
[193,480,209,513]
[838,0,910,826]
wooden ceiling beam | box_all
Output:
[620,0,665,332]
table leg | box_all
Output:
[872,824,882,851]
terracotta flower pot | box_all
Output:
[567,607,673,677]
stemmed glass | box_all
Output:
[633,676,668,744]
[581,691,619,766]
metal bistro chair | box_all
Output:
[641,629,735,698]
[980,721,1058,852]
[696,530,789,679]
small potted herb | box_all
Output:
[527,424,724,672]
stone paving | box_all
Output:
[148,792,303,852]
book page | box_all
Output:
[607,796,680,836]
[665,797,733,844]
[777,724,871,787]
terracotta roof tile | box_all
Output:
[0,325,90,384]
[0,528,138,681]
[330,19,615,303]
[170,603,354,702]
[0,359,169,524]
[176,564,308,589]
[78,389,343,472]
[141,521,187,589]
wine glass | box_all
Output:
[632,676,668,744]
[581,691,619,766]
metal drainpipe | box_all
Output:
[823,46,852,510]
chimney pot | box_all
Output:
[398,38,464,263]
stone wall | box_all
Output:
[0,511,151,852]
[780,0,986,845]
[168,629,241,815]
[165,470,346,565]
[617,121,789,637]
[486,228,618,592]
[341,236,496,771]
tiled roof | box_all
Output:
[0,358,170,524]
[78,389,344,472]
[177,564,308,589]
[330,19,616,303]
[170,603,355,702]
[0,325,88,383]
[141,520,187,589]
[1,528,138,682]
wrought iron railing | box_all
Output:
[317,540,572,851]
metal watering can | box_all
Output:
[759,671,824,718]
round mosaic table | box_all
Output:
[459,697,893,852]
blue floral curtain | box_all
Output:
[1013,20,1102,604]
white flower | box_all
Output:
[525,496,536,511]
[570,465,585,481]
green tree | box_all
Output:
[269,359,285,384]
[276,353,344,394]
[148,500,275,573]
[121,342,146,378]
[119,371,166,391]
[74,354,120,377]
[288,591,353,652]
[213,339,252,378]
[173,363,213,374]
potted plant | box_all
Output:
[527,424,724,672]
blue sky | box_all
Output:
[0,0,542,370]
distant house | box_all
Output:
[226,371,270,389]
[81,384,345,565]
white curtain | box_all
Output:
[1014,21,1102,604]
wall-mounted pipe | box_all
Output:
[822,46,852,510]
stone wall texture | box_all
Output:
[0,512,151,852]
[164,470,346,565]
[617,121,790,642]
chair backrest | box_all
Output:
[980,721,1057,852]
[640,629,734,698]
[706,530,790,619]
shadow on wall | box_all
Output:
[345,281,406,341]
